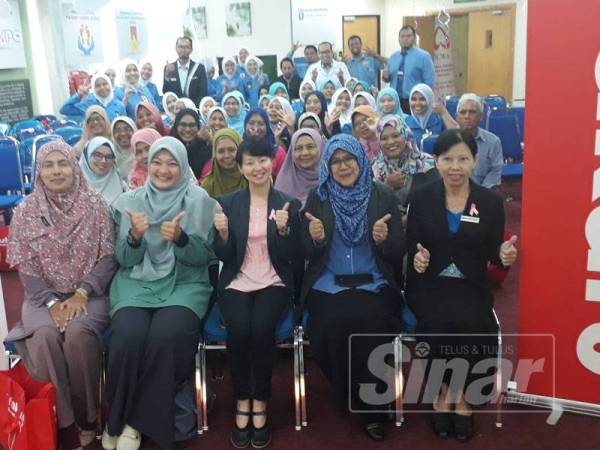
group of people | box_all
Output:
[6,26,515,450]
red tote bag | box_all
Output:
[0,363,57,450]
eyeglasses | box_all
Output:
[87,116,105,125]
[329,155,357,168]
[91,152,116,162]
[178,121,198,129]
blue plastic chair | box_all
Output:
[9,119,46,141]
[513,106,525,142]
[35,115,58,130]
[54,126,83,146]
[50,119,80,130]
[486,109,523,177]
[483,95,508,111]
[197,303,306,431]
[421,134,439,155]
[19,138,35,193]
[444,95,460,118]
[0,137,25,220]
[0,122,10,136]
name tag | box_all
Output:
[460,215,480,224]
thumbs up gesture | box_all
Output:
[305,212,325,243]
[124,208,150,240]
[214,203,229,242]
[372,213,392,245]
[499,235,518,267]
[160,211,185,242]
[414,243,430,273]
[276,202,291,235]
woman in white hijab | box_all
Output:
[216,56,240,102]
[79,137,127,205]
[113,60,159,120]
[162,91,179,127]
[111,116,137,180]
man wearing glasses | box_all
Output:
[303,41,351,90]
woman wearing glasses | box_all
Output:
[299,134,405,442]
[73,106,113,158]
[170,108,213,180]
[79,137,127,205]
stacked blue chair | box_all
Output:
[9,119,46,141]
[197,303,306,432]
[483,95,508,111]
[35,115,58,131]
[513,106,525,143]
[444,95,460,118]
[19,138,35,193]
[50,118,80,130]
[486,109,523,177]
[54,126,83,146]
[421,134,439,155]
[0,137,25,223]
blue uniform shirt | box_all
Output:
[347,54,382,88]
[387,46,435,99]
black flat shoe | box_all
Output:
[251,412,271,449]
[453,413,474,442]
[231,410,252,448]
[432,411,453,439]
[364,422,385,442]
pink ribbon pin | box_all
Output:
[469,203,479,216]
[268,209,277,220]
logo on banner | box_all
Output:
[77,24,95,56]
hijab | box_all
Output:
[300,80,316,101]
[298,112,323,132]
[373,114,433,182]
[111,116,137,179]
[353,80,371,94]
[245,55,263,78]
[177,97,198,112]
[7,141,115,293]
[170,108,212,178]
[198,96,216,122]
[269,82,289,98]
[221,91,247,135]
[91,73,114,108]
[269,96,295,122]
[274,128,324,206]
[202,128,247,198]
[121,59,142,89]
[303,91,328,136]
[222,56,238,80]
[162,91,179,121]
[316,134,372,246]
[376,87,403,116]
[207,106,228,134]
[138,59,154,86]
[136,100,167,136]
[409,83,435,130]
[128,128,162,189]
[113,136,216,282]
[329,88,353,127]
[351,105,380,161]
[243,108,277,156]
[351,91,376,109]
[79,137,125,205]
[258,94,272,109]
[73,105,112,157]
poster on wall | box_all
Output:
[290,0,335,51]
[183,6,208,40]
[61,3,103,67]
[115,10,148,59]
[432,12,457,101]
[0,79,33,123]
[225,2,252,37]
[0,0,26,69]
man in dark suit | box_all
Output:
[276,57,302,100]
[162,36,208,106]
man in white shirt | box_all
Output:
[303,41,351,90]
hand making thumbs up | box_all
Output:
[499,235,518,267]
[305,212,325,243]
[276,202,290,235]
[160,211,185,242]
[124,208,150,240]
[414,243,430,273]
[372,213,392,246]
[214,203,229,242]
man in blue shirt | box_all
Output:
[456,93,504,189]
[345,35,387,91]
[383,25,435,114]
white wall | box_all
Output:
[382,0,527,102]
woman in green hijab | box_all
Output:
[103,136,216,450]
[202,128,248,198]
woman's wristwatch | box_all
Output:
[46,298,60,309]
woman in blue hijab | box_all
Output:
[221,91,247,135]
[298,134,405,442]
[242,108,286,179]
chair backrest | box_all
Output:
[35,115,58,130]
[0,137,24,192]
[512,106,525,142]
[54,126,83,146]
[444,95,460,118]
[0,122,10,136]
[9,119,46,139]
[31,135,64,184]
[50,119,80,130]
[483,95,508,111]
[19,137,35,178]
[421,134,439,155]
[486,109,522,160]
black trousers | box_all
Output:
[306,287,401,421]
[106,306,201,450]
[218,286,290,400]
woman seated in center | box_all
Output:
[103,136,216,450]
[299,134,405,442]
[213,136,301,449]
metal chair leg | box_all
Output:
[394,336,404,427]
[98,351,106,436]
[293,327,301,430]
[494,310,503,428]
[297,326,307,427]
[195,346,204,434]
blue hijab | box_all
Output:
[316,134,372,246]
[268,82,289,98]
[221,91,247,135]
[242,108,277,156]
[376,87,403,116]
